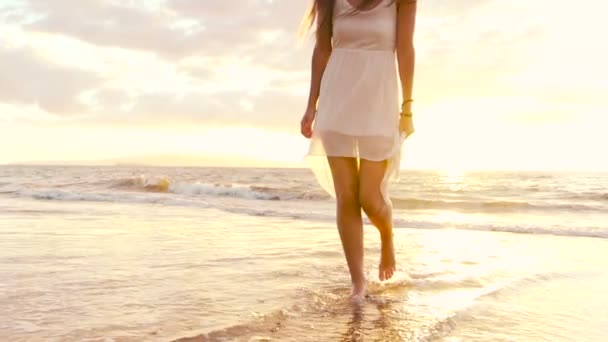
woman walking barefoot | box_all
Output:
[300,0,417,300]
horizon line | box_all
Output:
[1,161,607,174]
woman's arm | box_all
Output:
[301,10,333,138]
[305,19,333,112]
[396,0,417,112]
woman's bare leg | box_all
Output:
[359,159,396,281]
[327,156,366,298]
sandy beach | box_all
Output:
[1,166,607,341]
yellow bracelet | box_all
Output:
[400,111,413,117]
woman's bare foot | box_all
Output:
[379,234,396,281]
[349,279,368,304]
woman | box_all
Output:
[300,0,417,300]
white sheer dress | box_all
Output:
[306,0,406,204]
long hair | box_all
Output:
[300,0,400,42]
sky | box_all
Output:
[0,0,607,171]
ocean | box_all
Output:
[1,165,607,341]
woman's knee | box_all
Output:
[336,186,360,209]
[359,190,386,217]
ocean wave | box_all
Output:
[563,192,608,202]
[4,174,605,211]
[108,175,172,193]
[15,188,120,203]
[108,176,330,201]
[99,176,608,209]
[170,182,280,200]
[390,217,608,239]
[0,181,22,194]
[3,184,607,240]
[390,197,600,212]
[108,176,281,200]
[6,182,283,206]
[250,186,330,201]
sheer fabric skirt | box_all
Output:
[305,48,405,204]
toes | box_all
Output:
[380,267,396,281]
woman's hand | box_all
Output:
[399,114,415,138]
[300,107,316,139]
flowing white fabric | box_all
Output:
[306,0,406,204]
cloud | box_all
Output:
[0,46,100,115]
[0,0,312,127]
[1,0,605,131]
[71,87,305,131]
[0,0,311,128]
[19,0,206,59]
[16,0,309,61]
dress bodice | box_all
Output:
[332,0,397,51]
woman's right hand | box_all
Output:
[399,115,415,139]
[300,108,316,139]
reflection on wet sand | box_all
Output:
[341,288,412,342]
